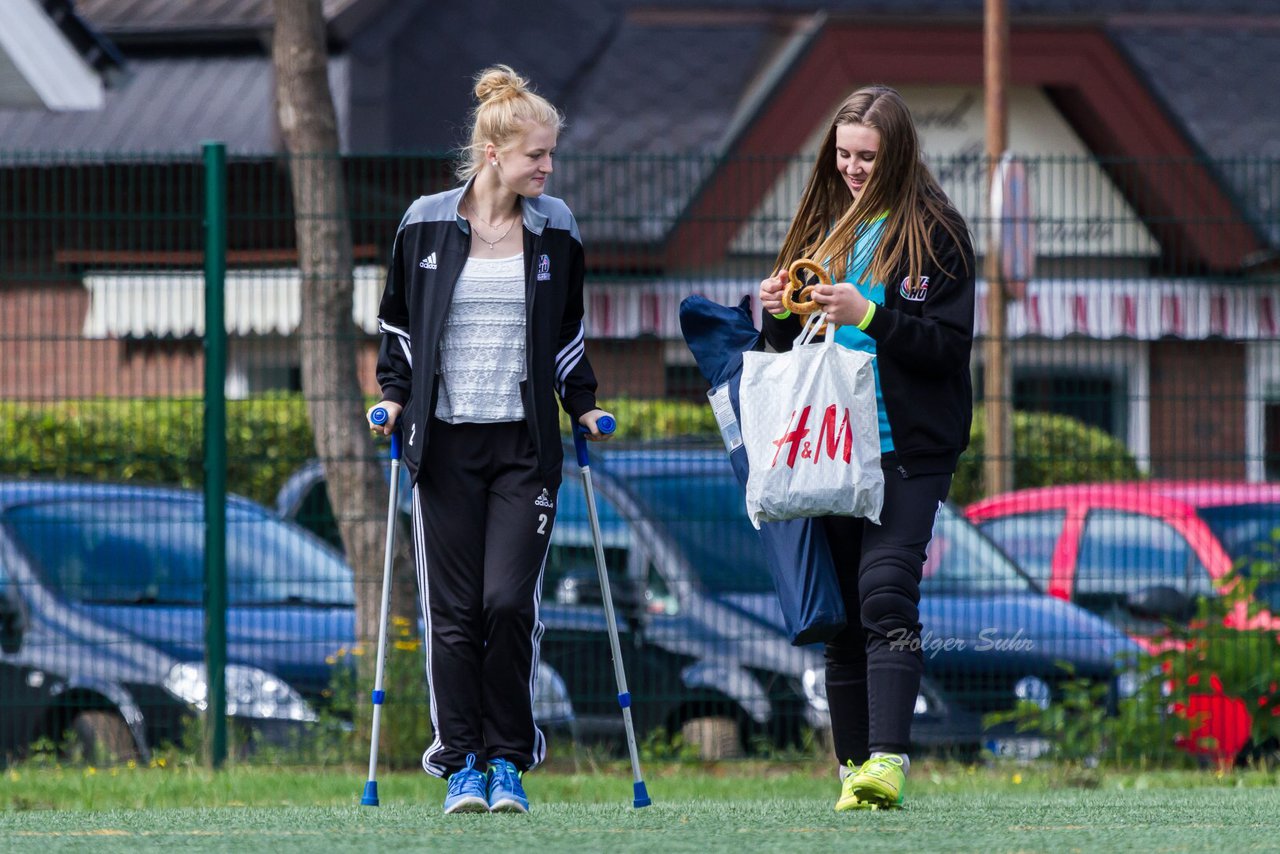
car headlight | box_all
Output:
[533,662,574,724]
[1116,668,1141,699]
[1013,675,1052,710]
[801,667,828,713]
[164,663,317,722]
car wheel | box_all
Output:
[680,716,743,760]
[66,711,139,765]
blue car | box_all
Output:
[571,448,1140,758]
[279,447,1139,758]
[0,478,574,764]
[0,479,360,762]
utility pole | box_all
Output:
[983,0,1012,496]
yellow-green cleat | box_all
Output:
[835,755,906,811]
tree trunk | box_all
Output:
[271,0,417,657]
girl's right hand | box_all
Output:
[759,269,788,317]
[367,400,403,436]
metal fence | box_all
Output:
[1,150,1278,770]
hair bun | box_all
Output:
[474,64,528,105]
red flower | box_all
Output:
[1187,673,1201,687]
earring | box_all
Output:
[491,159,497,166]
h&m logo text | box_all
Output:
[771,404,854,468]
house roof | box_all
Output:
[1117,26,1280,248]
[0,53,349,154]
[5,1,1278,262]
[72,0,362,35]
[0,0,126,110]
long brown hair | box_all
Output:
[773,85,968,286]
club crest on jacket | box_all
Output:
[899,275,930,301]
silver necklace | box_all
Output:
[465,201,518,250]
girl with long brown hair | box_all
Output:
[760,84,975,811]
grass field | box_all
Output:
[3,761,1279,852]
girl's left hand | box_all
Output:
[578,409,615,441]
[812,282,870,327]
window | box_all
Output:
[1074,509,1213,628]
[1266,402,1280,481]
[976,510,1066,591]
[4,499,354,607]
[921,506,1036,594]
[545,479,631,607]
[1013,372,1124,438]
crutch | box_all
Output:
[361,405,400,807]
[573,416,651,809]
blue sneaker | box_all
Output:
[443,753,489,814]
[486,758,529,813]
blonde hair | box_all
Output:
[456,65,564,181]
[774,85,968,287]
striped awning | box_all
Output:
[587,277,1280,342]
[82,271,1280,343]
[82,266,386,338]
[974,279,1280,341]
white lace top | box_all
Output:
[434,253,526,423]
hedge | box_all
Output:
[951,406,1143,506]
[0,396,1137,509]
[0,397,314,508]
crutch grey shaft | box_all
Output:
[361,408,401,806]
[573,420,650,808]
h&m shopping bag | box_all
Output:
[740,314,884,529]
[678,295,846,645]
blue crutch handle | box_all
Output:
[573,415,616,467]
[370,406,402,461]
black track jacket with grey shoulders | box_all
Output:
[375,183,599,490]
[763,208,976,477]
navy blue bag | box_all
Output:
[678,294,847,646]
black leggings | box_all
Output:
[822,469,951,762]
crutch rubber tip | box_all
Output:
[633,781,651,808]
[361,781,380,806]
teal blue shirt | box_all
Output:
[831,216,893,453]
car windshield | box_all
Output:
[3,498,354,607]
[621,472,776,595]
[619,469,1034,596]
[1196,503,1280,572]
[923,507,1037,594]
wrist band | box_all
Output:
[856,302,876,330]
[771,309,792,320]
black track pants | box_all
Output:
[821,469,951,762]
[411,419,556,777]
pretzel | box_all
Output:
[778,258,831,335]
[781,258,830,315]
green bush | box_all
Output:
[322,616,434,769]
[559,396,719,441]
[952,407,1143,506]
[0,396,318,507]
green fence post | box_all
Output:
[202,141,228,769]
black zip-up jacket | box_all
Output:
[763,209,975,476]
[375,184,598,490]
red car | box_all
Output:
[966,481,1280,761]
[966,482,1280,637]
